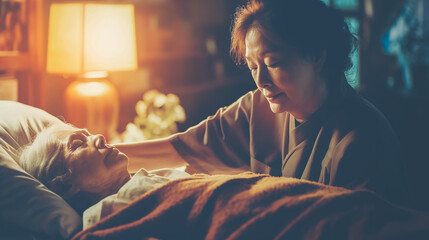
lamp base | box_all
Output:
[64,75,119,141]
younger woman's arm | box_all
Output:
[114,137,187,172]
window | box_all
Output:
[383,0,429,91]
[346,17,360,88]
[321,0,330,5]
[333,0,359,10]
[323,0,361,88]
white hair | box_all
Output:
[19,123,76,197]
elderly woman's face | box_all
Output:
[245,27,327,121]
[62,129,130,197]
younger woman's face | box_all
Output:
[245,27,327,121]
[62,129,130,197]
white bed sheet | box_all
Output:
[83,168,190,229]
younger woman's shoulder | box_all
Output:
[235,89,264,105]
[222,89,269,114]
[327,88,397,138]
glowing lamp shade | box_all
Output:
[46,3,137,140]
[47,3,137,73]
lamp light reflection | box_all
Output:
[75,82,109,97]
[83,71,108,79]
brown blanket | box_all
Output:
[72,172,429,240]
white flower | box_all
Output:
[116,89,187,142]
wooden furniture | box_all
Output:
[0,0,45,108]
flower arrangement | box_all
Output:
[113,90,186,143]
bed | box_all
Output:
[0,101,81,240]
[1,100,429,240]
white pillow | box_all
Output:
[0,101,82,238]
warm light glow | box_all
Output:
[46,3,138,74]
[46,4,83,73]
[75,82,110,97]
[65,79,119,140]
[83,71,108,79]
[47,3,136,141]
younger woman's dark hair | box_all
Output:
[231,0,357,89]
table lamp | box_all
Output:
[46,3,137,140]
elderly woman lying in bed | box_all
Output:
[18,123,429,240]
[18,123,189,218]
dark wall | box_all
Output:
[357,0,429,211]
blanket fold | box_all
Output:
[73,173,429,240]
